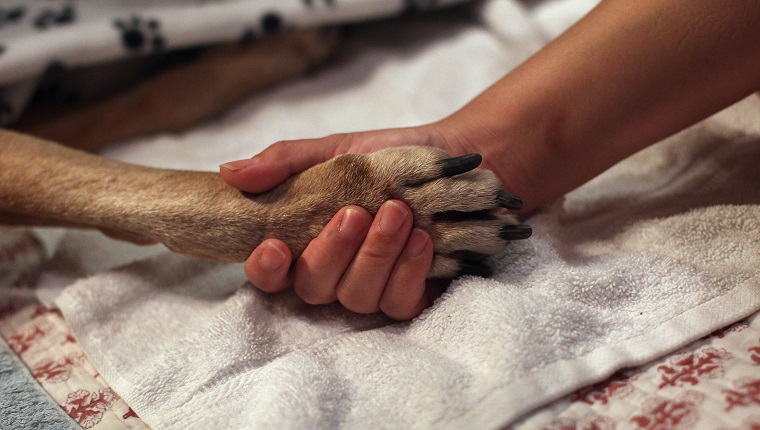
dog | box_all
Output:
[0,29,529,279]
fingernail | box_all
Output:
[378,201,408,235]
[259,243,285,272]
[220,157,258,171]
[404,229,429,257]
[339,208,369,238]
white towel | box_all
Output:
[54,98,760,428]
[34,1,760,429]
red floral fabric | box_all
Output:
[0,228,149,430]
[515,315,760,430]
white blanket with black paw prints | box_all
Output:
[0,0,467,125]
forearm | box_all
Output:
[447,0,760,211]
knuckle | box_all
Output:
[295,283,334,305]
[379,269,429,320]
[337,293,379,315]
[359,242,399,264]
[267,140,293,156]
[293,265,336,305]
[380,295,421,321]
[335,277,383,315]
[326,132,357,151]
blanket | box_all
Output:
[16,0,760,428]
[0,0,467,125]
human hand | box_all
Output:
[223,0,760,319]
[220,124,524,320]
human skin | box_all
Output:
[220,0,760,320]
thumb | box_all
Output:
[219,138,337,193]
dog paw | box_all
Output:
[272,146,530,278]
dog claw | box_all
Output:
[458,261,493,278]
[439,154,482,177]
[496,191,523,210]
[500,224,532,240]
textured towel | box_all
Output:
[0,337,80,430]
[54,98,760,429]
[28,1,760,429]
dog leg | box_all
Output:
[0,130,266,257]
[1,130,528,277]
[14,29,339,151]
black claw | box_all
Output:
[457,261,493,278]
[500,224,532,240]
[439,153,482,177]
[496,190,523,211]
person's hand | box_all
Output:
[220,123,518,320]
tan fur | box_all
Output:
[1,29,518,278]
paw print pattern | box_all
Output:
[243,4,337,42]
[34,4,76,30]
[0,5,25,29]
[113,16,165,53]
[260,12,283,34]
[239,11,290,41]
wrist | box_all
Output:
[434,96,553,215]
